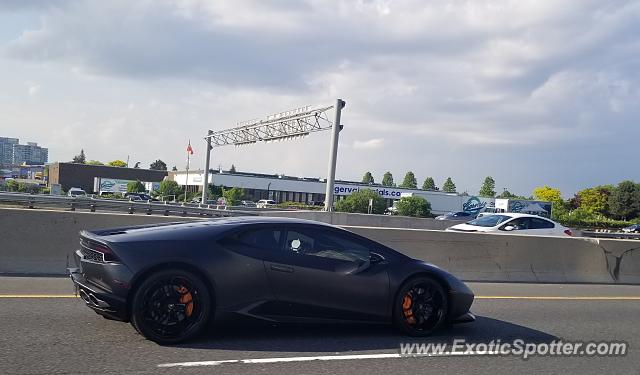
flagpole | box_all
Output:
[184,141,190,202]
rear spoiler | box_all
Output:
[82,221,187,237]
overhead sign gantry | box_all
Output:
[202,99,345,211]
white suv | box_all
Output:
[67,188,88,198]
[257,199,277,208]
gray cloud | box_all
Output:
[1,0,639,196]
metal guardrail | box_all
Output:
[581,230,640,240]
[0,192,258,218]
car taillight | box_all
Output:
[564,229,573,236]
[83,240,120,262]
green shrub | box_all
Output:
[396,196,432,217]
[276,201,322,210]
[222,187,244,206]
[335,189,387,214]
[126,180,145,193]
[555,209,634,229]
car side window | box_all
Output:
[285,229,370,263]
[224,228,282,252]
[529,217,555,229]
[502,218,530,230]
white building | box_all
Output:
[170,169,496,215]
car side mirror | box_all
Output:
[502,225,515,231]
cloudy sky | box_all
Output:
[1,0,638,196]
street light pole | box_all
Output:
[324,99,345,212]
[201,130,213,203]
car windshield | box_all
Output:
[466,215,512,227]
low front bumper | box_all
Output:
[69,268,128,322]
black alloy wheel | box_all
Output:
[130,269,211,344]
[393,276,447,336]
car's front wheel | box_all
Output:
[130,269,212,344]
[393,276,447,336]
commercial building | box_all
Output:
[48,162,168,192]
[170,169,498,215]
[0,137,19,165]
[0,137,48,166]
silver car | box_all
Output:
[435,211,474,221]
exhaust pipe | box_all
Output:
[79,289,91,304]
[88,293,110,309]
[79,289,111,309]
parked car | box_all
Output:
[240,200,257,207]
[621,224,640,233]
[446,213,572,237]
[69,217,475,344]
[67,188,88,198]
[257,199,277,208]
[435,211,475,221]
[124,192,157,202]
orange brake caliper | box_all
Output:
[402,294,416,324]
[177,286,194,317]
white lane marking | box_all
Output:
[158,351,497,368]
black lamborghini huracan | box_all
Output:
[69,217,474,344]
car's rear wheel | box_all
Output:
[393,276,447,336]
[130,269,211,344]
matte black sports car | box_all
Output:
[69,217,474,344]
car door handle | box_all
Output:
[270,264,294,273]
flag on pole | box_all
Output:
[187,141,194,155]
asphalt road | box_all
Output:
[1,277,639,375]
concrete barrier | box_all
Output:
[0,208,197,274]
[345,227,623,283]
[1,207,639,283]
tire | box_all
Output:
[130,269,212,344]
[393,276,447,336]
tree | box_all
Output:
[86,160,104,165]
[532,185,568,219]
[133,162,141,169]
[532,185,563,205]
[362,171,375,184]
[381,172,395,187]
[222,187,244,206]
[6,179,19,192]
[171,166,178,171]
[396,196,431,217]
[497,189,526,199]
[72,149,86,164]
[126,180,145,193]
[158,180,182,198]
[400,171,418,189]
[335,189,387,214]
[608,181,640,220]
[209,184,225,199]
[442,177,456,193]
[150,159,167,171]
[107,160,127,167]
[575,186,611,215]
[422,177,438,191]
[479,176,496,197]
[229,164,237,173]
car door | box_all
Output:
[264,225,390,320]
[216,225,285,307]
